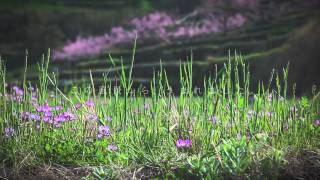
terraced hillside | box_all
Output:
[0,0,148,70]
[17,10,320,94]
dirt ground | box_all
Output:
[1,150,319,180]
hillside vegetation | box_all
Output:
[14,10,319,95]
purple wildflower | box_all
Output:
[209,115,218,124]
[107,144,118,151]
[43,116,51,123]
[31,95,37,102]
[11,93,23,102]
[36,102,52,112]
[176,139,192,148]
[21,112,31,120]
[98,125,110,138]
[54,114,66,123]
[144,103,150,110]
[44,111,53,117]
[267,93,273,102]
[54,123,62,128]
[4,127,15,137]
[52,111,76,126]
[53,116,65,127]
[30,113,41,121]
[28,86,35,92]
[314,119,320,126]
[21,112,40,121]
[12,86,23,96]
[75,103,82,109]
[61,111,76,121]
[86,114,98,121]
[54,105,63,111]
[104,116,112,122]
[265,111,272,117]
[43,111,53,124]
[85,99,95,108]
[189,126,195,134]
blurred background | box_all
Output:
[0,0,319,95]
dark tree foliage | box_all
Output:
[133,0,200,13]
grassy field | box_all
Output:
[0,45,319,179]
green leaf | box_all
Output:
[300,96,310,108]
[45,144,51,152]
[96,150,105,161]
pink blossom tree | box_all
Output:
[53,3,255,61]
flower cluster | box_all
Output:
[176,139,192,148]
[21,101,77,128]
[107,143,118,151]
[86,114,98,121]
[21,112,40,121]
[4,127,15,138]
[10,86,23,102]
[4,86,114,140]
[209,115,218,124]
[247,110,273,119]
[73,100,100,121]
[98,125,110,139]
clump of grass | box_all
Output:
[0,45,319,179]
